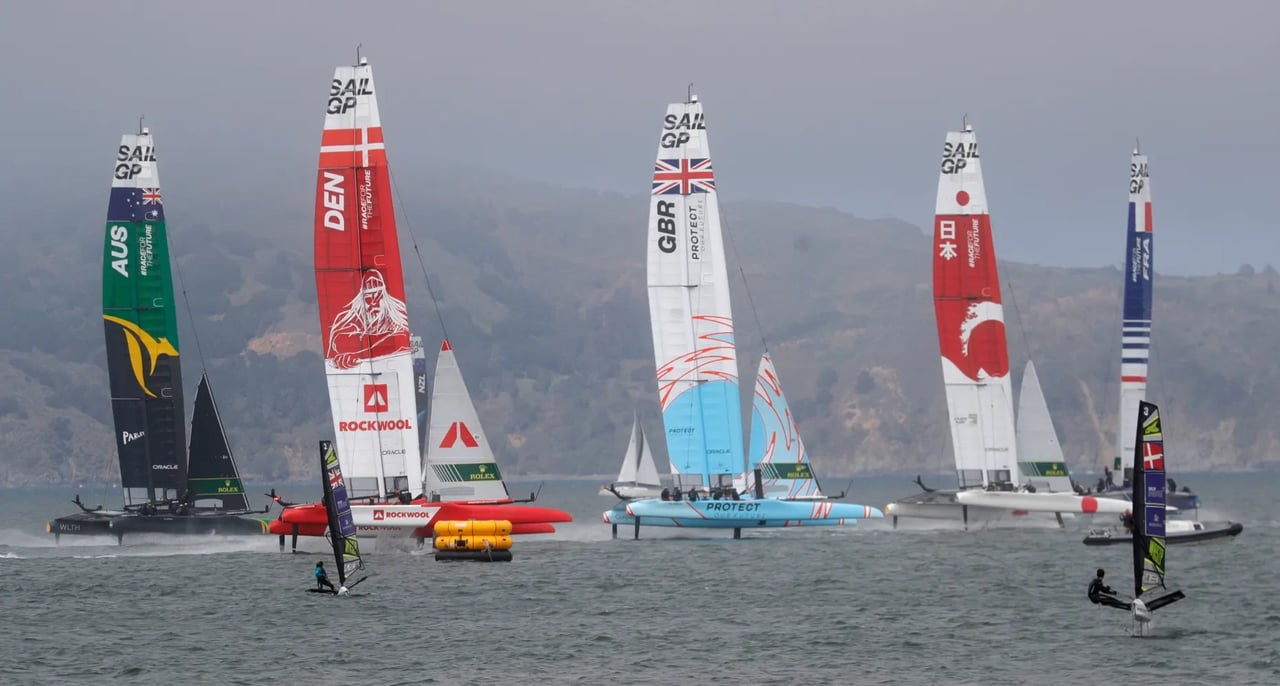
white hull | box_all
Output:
[954,489,1132,515]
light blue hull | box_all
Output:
[602,498,883,529]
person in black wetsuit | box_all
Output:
[1088,568,1128,609]
[315,562,336,593]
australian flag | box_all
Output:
[107,187,166,224]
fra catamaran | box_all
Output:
[268,55,569,546]
[48,126,267,542]
[602,93,881,537]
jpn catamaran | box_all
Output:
[1086,400,1184,635]
[599,411,664,499]
[48,126,267,542]
[886,123,1126,526]
[602,93,881,538]
[268,56,568,546]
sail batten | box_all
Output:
[103,130,187,506]
[647,96,742,486]
[1116,152,1154,486]
[933,125,1018,489]
[314,59,420,499]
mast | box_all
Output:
[647,92,742,489]
[103,127,187,507]
[932,121,1018,489]
[1116,149,1154,487]
[313,56,421,499]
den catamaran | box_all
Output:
[48,127,266,541]
[602,93,881,537]
[886,123,1125,526]
[1086,400,1184,634]
[269,56,569,546]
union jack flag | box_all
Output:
[652,158,715,195]
[141,188,162,205]
[328,469,345,489]
[1142,441,1164,472]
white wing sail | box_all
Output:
[423,340,510,502]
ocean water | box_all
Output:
[2,473,1277,685]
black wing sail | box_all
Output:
[320,440,366,588]
[1131,400,1183,609]
[186,374,251,511]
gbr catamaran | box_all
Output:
[48,127,266,542]
[886,123,1126,526]
[268,56,568,547]
[602,93,881,538]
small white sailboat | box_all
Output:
[599,412,663,498]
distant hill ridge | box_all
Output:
[0,166,1276,487]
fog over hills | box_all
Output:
[1,166,1276,487]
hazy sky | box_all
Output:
[4,1,1277,275]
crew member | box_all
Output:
[660,487,671,501]
[315,561,336,593]
[1087,568,1127,609]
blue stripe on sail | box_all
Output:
[1122,343,1149,349]
[1122,208,1153,324]
[663,379,743,479]
[1122,357,1148,364]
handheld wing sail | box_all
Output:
[933,124,1018,489]
[647,95,742,488]
[1116,150,1154,486]
[313,58,421,499]
[1132,401,1168,597]
[320,440,366,589]
[103,129,187,507]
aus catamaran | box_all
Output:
[268,56,568,547]
[886,122,1127,526]
[602,93,881,538]
[48,126,267,542]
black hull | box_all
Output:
[434,549,513,562]
[47,512,118,537]
[1082,521,1243,546]
[48,511,267,541]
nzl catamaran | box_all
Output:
[48,126,266,542]
[602,93,882,538]
[886,122,1128,527]
[268,56,568,547]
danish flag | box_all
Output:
[440,421,479,449]
[363,384,389,412]
[1142,441,1165,472]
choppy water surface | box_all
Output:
[2,474,1277,685]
